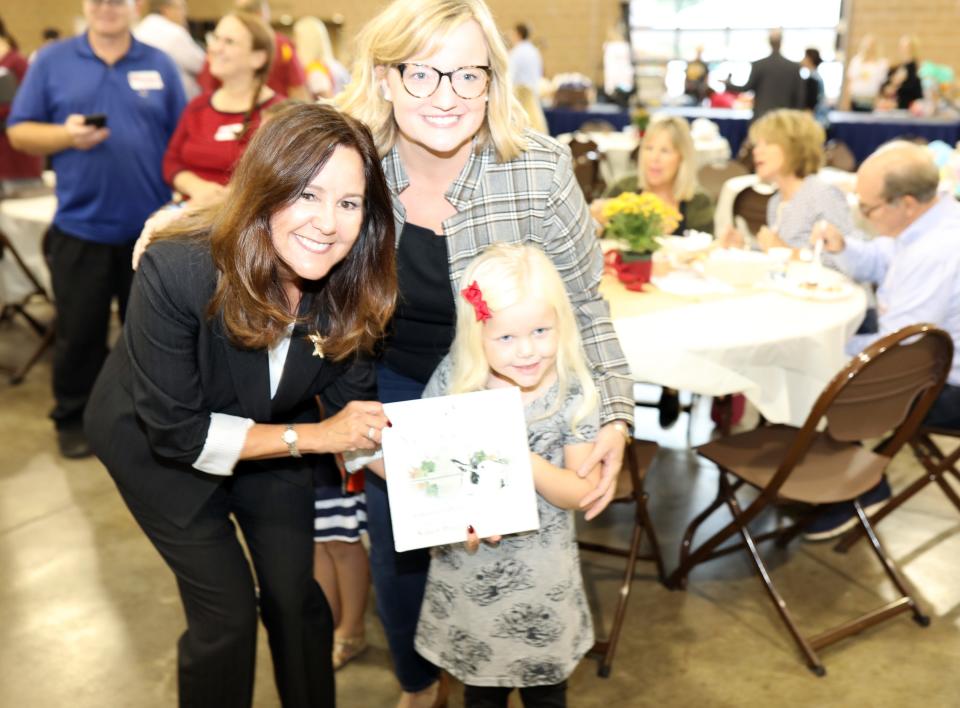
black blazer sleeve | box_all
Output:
[125,240,214,465]
[318,352,378,416]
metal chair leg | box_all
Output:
[854,502,929,626]
[836,437,960,552]
[725,490,825,676]
[669,475,753,590]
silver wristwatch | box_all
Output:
[281,425,302,458]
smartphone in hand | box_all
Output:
[83,114,107,128]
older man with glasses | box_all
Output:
[8,0,185,458]
[802,140,960,540]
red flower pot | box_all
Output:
[606,250,653,291]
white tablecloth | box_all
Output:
[0,195,56,305]
[559,130,731,187]
[602,276,867,426]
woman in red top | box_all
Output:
[0,18,43,187]
[162,11,282,206]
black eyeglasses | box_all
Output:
[394,63,491,100]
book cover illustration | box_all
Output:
[382,387,539,552]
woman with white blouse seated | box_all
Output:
[719,109,855,271]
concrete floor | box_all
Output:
[1,303,959,707]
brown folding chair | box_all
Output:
[553,87,589,111]
[567,136,605,199]
[824,139,858,172]
[578,120,616,134]
[579,438,664,677]
[568,135,598,162]
[666,324,953,676]
[732,185,771,235]
[696,161,749,204]
[834,424,960,552]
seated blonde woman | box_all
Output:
[720,109,854,270]
[597,114,714,234]
[593,115,715,428]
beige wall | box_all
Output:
[4,0,622,86]
[4,1,959,88]
[846,0,960,70]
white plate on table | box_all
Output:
[770,278,856,301]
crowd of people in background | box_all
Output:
[1,1,959,706]
[677,28,949,123]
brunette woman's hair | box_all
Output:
[156,103,397,360]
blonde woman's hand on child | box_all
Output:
[535,445,602,511]
[575,423,625,519]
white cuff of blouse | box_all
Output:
[193,413,255,476]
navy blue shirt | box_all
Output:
[9,34,186,244]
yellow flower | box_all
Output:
[600,191,683,253]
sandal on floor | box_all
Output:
[333,636,368,670]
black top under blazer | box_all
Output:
[85,238,376,528]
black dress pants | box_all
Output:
[463,681,567,708]
[116,470,335,708]
[926,383,960,429]
[44,225,134,429]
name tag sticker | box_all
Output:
[214,123,243,142]
[128,70,165,91]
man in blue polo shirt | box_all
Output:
[9,0,185,458]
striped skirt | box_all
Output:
[314,486,368,543]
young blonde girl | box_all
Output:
[414,243,601,707]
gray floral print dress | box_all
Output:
[414,357,598,687]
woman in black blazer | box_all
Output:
[84,103,396,708]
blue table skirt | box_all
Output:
[827,113,960,163]
[545,106,960,166]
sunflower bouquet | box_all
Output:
[600,192,682,256]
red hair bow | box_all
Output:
[461,280,492,322]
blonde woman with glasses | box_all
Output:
[337,1,634,705]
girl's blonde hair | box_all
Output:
[749,109,825,178]
[336,0,529,162]
[639,115,698,201]
[448,244,598,430]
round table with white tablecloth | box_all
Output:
[601,271,867,427]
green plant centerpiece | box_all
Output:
[601,191,681,261]
[630,107,651,135]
